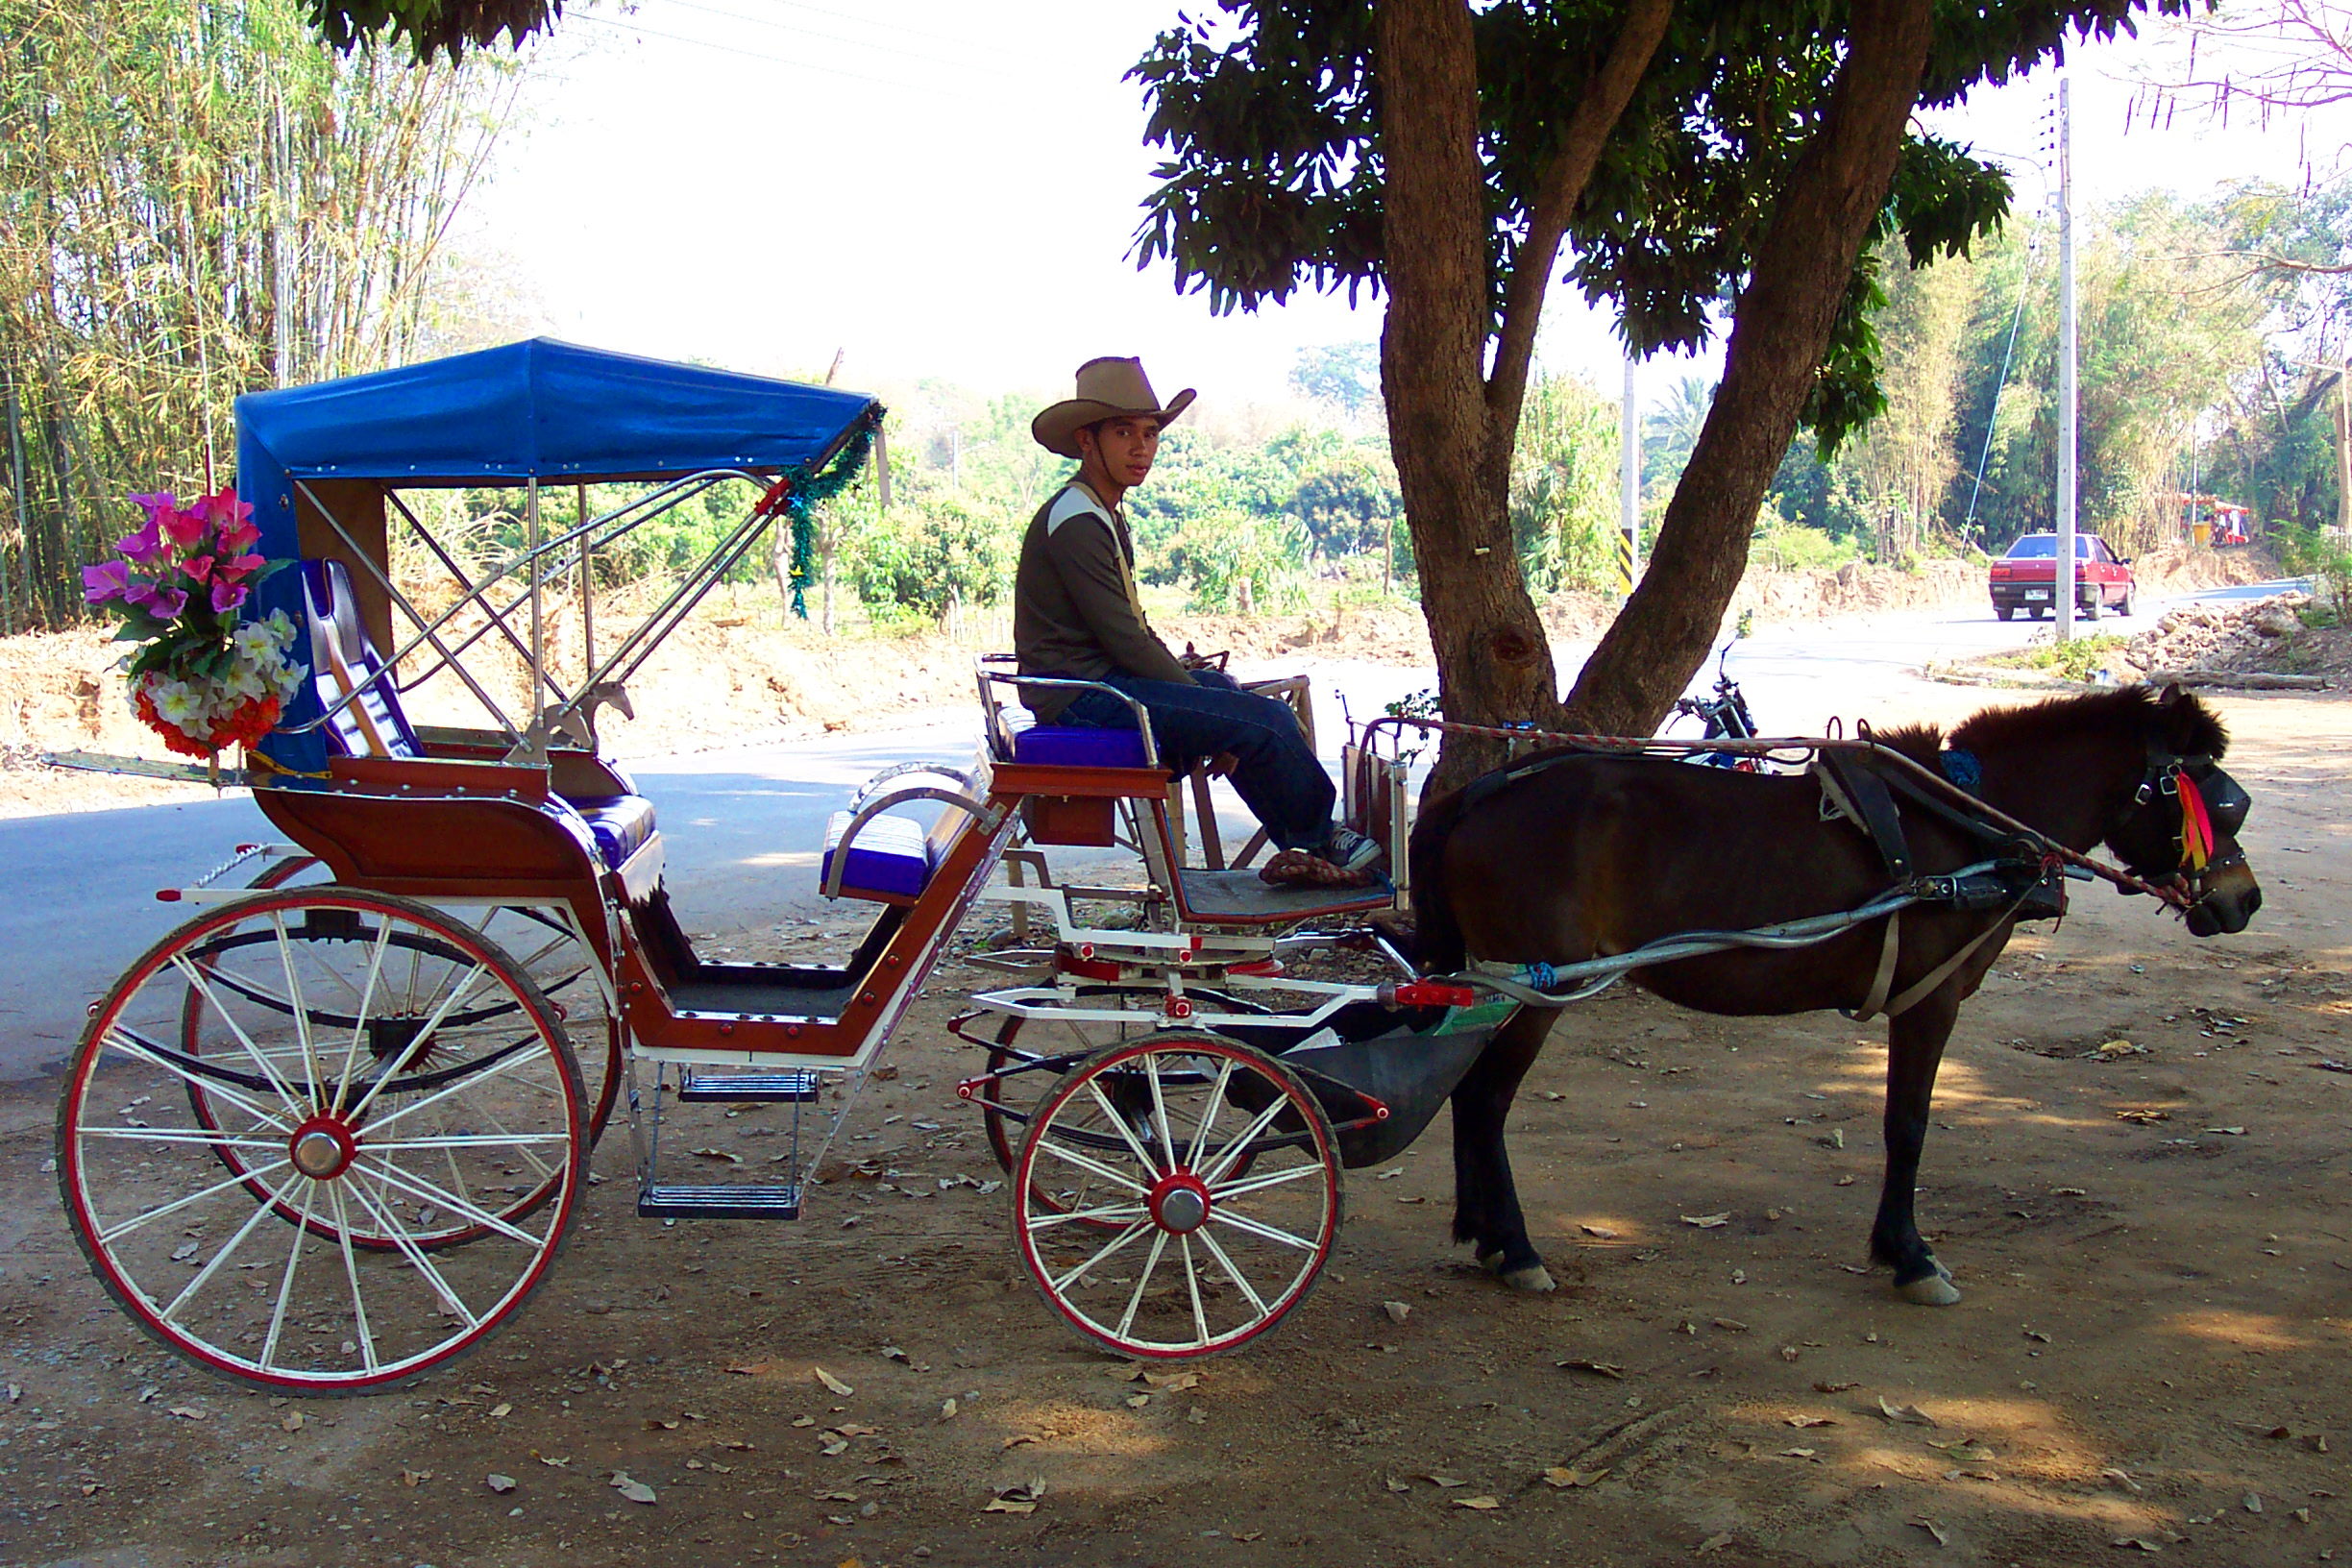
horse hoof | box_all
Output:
[1500,1263,1557,1294]
[1896,1273,1962,1306]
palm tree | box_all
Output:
[1641,375,1715,495]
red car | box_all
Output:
[1988,532,2135,621]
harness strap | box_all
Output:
[1856,910,1903,1020]
[1816,750,1912,880]
[1849,877,2046,1023]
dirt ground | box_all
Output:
[2,676,2347,1567]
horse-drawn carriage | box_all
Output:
[55,342,2262,1393]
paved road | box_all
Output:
[0,575,2304,1082]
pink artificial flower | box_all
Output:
[115,518,165,567]
[83,561,130,604]
[126,580,187,619]
[209,579,249,614]
[197,491,255,531]
[159,505,208,551]
[182,553,214,584]
[212,551,267,583]
[129,491,178,522]
[217,517,261,553]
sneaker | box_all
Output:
[1323,825,1385,875]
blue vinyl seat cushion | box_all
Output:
[571,795,658,870]
[821,810,935,901]
[1011,725,1150,770]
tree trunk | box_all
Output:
[1376,0,1565,791]
[1562,0,1937,737]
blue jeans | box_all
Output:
[1057,670,1336,852]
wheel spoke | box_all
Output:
[1030,1138,1148,1197]
[269,911,327,1099]
[1179,1235,1210,1348]
[328,1183,381,1374]
[1144,1052,1177,1184]
[353,1027,549,1138]
[331,921,397,1114]
[1113,1230,1171,1340]
[1045,1218,1152,1295]
[106,1029,292,1132]
[94,1156,296,1246]
[1026,1200,1149,1230]
[1184,1057,1235,1169]
[78,1126,284,1150]
[359,1133,573,1151]
[350,1157,548,1247]
[1197,1094,1289,1188]
[159,1166,306,1323]
[257,1179,321,1372]
[1192,1224,1272,1316]
[1085,1078,1164,1179]
[345,1178,480,1328]
[1210,1162,1329,1200]
[342,959,493,1123]
[1209,1204,1319,1252]
[170,954,308,1116]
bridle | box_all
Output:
[2124,745,2250,899]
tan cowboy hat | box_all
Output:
[1031,356,1196,458]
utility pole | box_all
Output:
[2055,73,2079,642]
[1618,354,1639,595]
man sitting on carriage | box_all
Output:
[1014,355,1384,885]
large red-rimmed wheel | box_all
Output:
[59,889,586,1393]
[218,854,623,1150]
[1012,1031,1339,1360]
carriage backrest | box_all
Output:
[302,559,422,760]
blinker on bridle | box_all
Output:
[2133,747,2249,883]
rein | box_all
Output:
[1369,715,2197,912]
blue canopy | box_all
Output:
[235,337,879,487]
[239,339,880,772]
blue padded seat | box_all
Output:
[1012,725,1150,769]
[822,810,935,901]
[571,795,658,870]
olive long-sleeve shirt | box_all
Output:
[1012,481,1193,720]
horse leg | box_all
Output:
[1870,993,1964,1305]
[1449,1005,1558,1293]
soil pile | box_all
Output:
[2117,592,2350,688]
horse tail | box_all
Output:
[1407,783,1471,977]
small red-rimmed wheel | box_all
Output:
[204,855,623,1152]
[1012,1030,1339,1360]
[59,889,586,1393]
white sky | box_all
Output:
[464,0,2350,416]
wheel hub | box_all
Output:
[288,1115,358,1181]
[1148,1171,1212,1234]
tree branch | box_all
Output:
[1484,0,1676,445]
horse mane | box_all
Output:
[1946,684,2229,760]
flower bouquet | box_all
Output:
[83,490,304,761]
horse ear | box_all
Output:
[2158,681,2186,706]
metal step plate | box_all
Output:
[676,1070,821,1103]
[636,1183,803,1220]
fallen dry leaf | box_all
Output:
[280,1411,305,1433]
[1712,1318,1749,1332]
[1001,1433,1040,1450]
[1453,1495,1502,1510]
[1681,1213,1731,1229]
[1425,1474,1466,1488]
[1787,1415,1837,1429]
[1384,1301,1412,1325]
[1384,1478,1413,1493]
[1877,1396,1940,1427]
[983,1499,1036,1515]
[940,1398,958,1419]
[1914,1517,1950,1546]
[1813,1381,1860,1393]
[1542,1467,1610,1488]
[1779,1447,1817,1458]
[1580,1223,1620,1238]
[1140,1370,1199,1391]
[814,1367,854,1397]
[645,1417,679,1431]
[1697,1533,1736,1554]
[2110,1538,2163,1553]
[400,1469,431,1487]
[689,1147,742,1164]
[1556,1358,1625,1380]
[166,1407,204,1421]
[610,1472,656,1505]
[486,1474,516,1494]
[2114,1108,2170,1125]
[489,1402,511,1418]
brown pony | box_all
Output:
[1408,685,2261,1303]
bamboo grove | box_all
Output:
[0,0,516,630]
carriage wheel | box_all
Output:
[981,1000,1256,1228]
[60,889,586,1392]
[228,855,624,1149]
[1012,1032,1339,1360]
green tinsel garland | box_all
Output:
[783,413,881,618]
